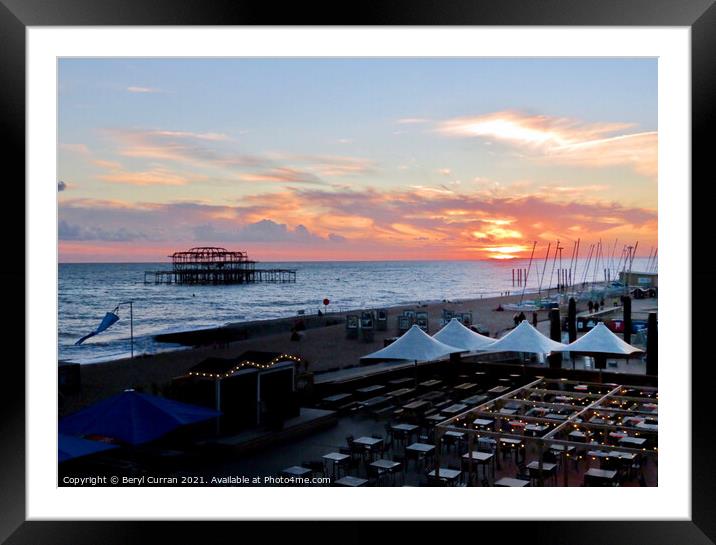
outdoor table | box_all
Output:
[354,436,383,448]
[525,423,548,435]
[504,401,522,410]
[356,384,385,394]
[500,437,524,464]
[509,374,521,378]
[420,391,444,402]
[403,400,431,411]
[589,416,613,425]
[405,442,435,465]
[427,468,462,485]
[359,396,390,408]
[635,422,658,431]
[454,382,477,391]
[499,408,517,415]
[526,461,558,485]
[554,395,573,403]
[463,394,488,405]
[618,436,647,446]
[584,467,618,486]
[569,430,587,440]
[425,414,447,425]
[495,477,530,487]
[322,452,351,479]
[546,413,568,420]
[419,379,442,388]
[387,387,415,399]
[335,476,368,487]
[498,378,511,383]
[609,432,627,439]
[322,393,352,404]
[281,466,312,477]
[353,436,384,461]
[488,385,510,394]
[574,384,589,391]
[389,377,414,386]
[549,443,575,454]
[461,451,496,479]
[442,403,468,415]
[473,418,494,429]
[391,423,419,443]
[477,437,497,453]
[369,458,402,485]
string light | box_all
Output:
[187,354,304,378]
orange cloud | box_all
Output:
[98,168,195,186]
[437,110,656,178]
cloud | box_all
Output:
[98,167,198,186]
[127,86,161,93]
[58,220,146,241]
[191,219,340,244]
[102,128,374,182]
[397,118,430,124]
[436,110,656,177]
[60,143,90,155]
[59,182,657,261]
[239,168,323,185]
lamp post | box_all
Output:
[117,301,134,359]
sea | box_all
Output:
[58,258,653,364]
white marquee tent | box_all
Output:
[433,318,496,353]
[554,322,643,355]
[360,324,465,363]
[485,320,566,354]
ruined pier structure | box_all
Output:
[144,247,296,285]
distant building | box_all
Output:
[619,271,658,288]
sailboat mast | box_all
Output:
[519,240,537,304]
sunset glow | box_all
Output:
[58,58,657,262]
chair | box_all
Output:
[346,436,362,462]
[515,463,531,482]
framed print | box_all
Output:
[3,0,714,543]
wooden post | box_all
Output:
[623,296,632,344]
[548,309,562,369]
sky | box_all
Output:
[58,58,657,262]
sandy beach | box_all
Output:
[61,291,589,415]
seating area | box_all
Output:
[436,378,658,487]
[262,372,656,487]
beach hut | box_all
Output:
[59,390,221,446]
[174,351,302,430]
[485,320,566,355]
[553,321,643,369]
[58,433,118,463]
[432,318,495,353]
[360,324,464,363]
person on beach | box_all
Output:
[513,313,519,326]
[517,311,526,323]
[588,301,594,313]
[532,311,538,327]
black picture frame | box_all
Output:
[3,1,711,543]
